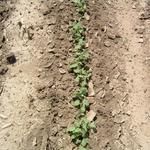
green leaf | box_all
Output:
[81,105,86,113]
[75,139,82,145]
[83,99,89,107]
[74,100,80,107]
[71,134,76,140]
[74,128,82,133]
[81,138,88,147]
[74,68,81,73]
[79,145,88,150]
[68,126,76,132]
[69,63,78,69]
[90,122,96,129]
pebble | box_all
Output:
[87,110,96,122]
[104,40,111,47]
[88,81,95,97]
[108,32,116,40]
[138,38,144,43]
[84,13,90,21]
[59,68,66,74]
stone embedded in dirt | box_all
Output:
[87,110,96,122]
[0,66,8,75]
[6,53,16,64]
[59,68,66,74]
[104,40,111,47]
[88,81,95,97]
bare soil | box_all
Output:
[0,0,149,150]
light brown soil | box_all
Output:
[0,0,149,150]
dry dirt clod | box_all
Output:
[84,13,90,21]
[6,52,16,64]
[88,81,95,97]
[87,110,96,122]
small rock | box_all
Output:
[48,49,55,53]
[132,5,136,9]
[108,32,116,40]
[59,63,63,68]
[0,66,8,75]
[84,13,90,21]
[87,110,96,122]
[44,62,53,68]
[138,38,144,43]
[104,40,111,47]
[59,68,66,74]
[88,81,95,97]
[6,52,16,64]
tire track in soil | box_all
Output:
[116,0,150,149]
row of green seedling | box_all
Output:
[68,1,96,150]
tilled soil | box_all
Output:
[0,0,149,150]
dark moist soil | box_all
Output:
[24,0,126,150]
